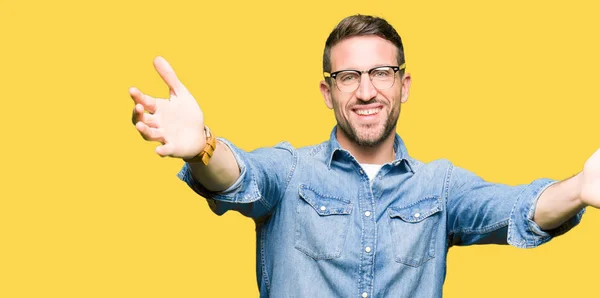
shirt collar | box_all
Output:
[325,126,418,173]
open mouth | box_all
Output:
[354,108,381,116]
[352,104,383,120]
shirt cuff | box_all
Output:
[508,178,586,248]
[176,138,263,214]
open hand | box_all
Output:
[130,56,205,159]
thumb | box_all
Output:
[153,56,187,96]
[156,143,175,157]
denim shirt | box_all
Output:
[177,126,585,298]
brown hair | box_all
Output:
[323,14,405,74]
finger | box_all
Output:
[131,104,144,125]
[129,87,157,114]
[135,106,160,128]
[153,56,187,96]
[131,104,159,127]
[135,121,166,143]
[156,143,175,157]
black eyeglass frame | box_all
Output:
[323,63,406,92]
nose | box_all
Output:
[355,73,377,101]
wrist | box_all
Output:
[569,172,588,208]
[183,125,217,165]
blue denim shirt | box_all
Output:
[177,126,585,298]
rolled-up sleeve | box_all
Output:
[447,165,585,248]
[508,178,586,248]
[177,138,297,219]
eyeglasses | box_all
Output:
[324,63,406,93]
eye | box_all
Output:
[338,72,359,83]
[373,68,392,77]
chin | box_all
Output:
[350,120,397,147]
[353,130,387,147]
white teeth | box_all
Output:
[355,108,380,115]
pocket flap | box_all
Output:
[299,184,353,215]
[388,196,442,223]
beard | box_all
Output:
[333,99,400,148]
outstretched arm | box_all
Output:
[533,149,600,230]
[130,56,240,192]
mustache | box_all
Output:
[351,98,384,106]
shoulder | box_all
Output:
[406,156,455,174]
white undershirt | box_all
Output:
[360,163,383,183]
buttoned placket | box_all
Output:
[357,165,377,298]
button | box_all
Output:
[365,247,371,253]
[320,206,326,211]
[359,169,364,174]
[378,175,382,179]
[414,213,421,218]
[364,211,371,217]
[362,292,368,298]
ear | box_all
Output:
[320,80,334,109]
[400,72,412,104]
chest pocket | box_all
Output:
[295,184,353,260]
[387,196,443,267]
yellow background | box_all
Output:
[1,0,599,297]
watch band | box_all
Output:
[184,125,216,165]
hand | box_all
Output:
[578,148,600,208]
[130,56,205,159]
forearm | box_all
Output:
[533,172,587,230]
[187,140,241,192]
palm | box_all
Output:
[130,57,206,159]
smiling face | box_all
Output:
[320,35,411,148]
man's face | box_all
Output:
[320,35,411,147]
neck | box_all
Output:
[336,128,397,165]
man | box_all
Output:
[130,14,595,298]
